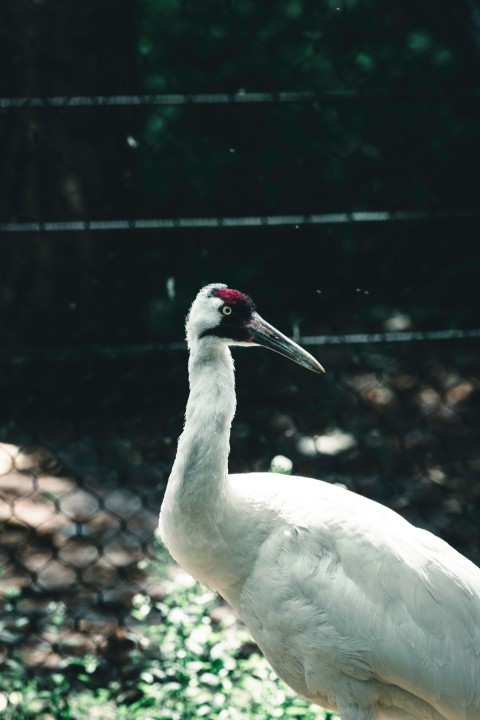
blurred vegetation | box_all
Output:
[0,549,336,720]
[0,0,479,353]
[0,1,480,718]
[138,0,480,215]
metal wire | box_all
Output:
[1,208,479,234]
[1,90,479,109]
[0,92,313,109]
[300,328,480,345]
[1,328,479,364]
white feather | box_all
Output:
[159,285,480,720]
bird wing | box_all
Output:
[230,473,480,719]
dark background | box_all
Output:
[0,0,479,684]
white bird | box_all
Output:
[159,283,480,720]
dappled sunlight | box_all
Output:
[1,0,479,714]
[344,373,397,408]
[297,428,357,457]
[0,438,162,673]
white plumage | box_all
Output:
[159,283,480,720]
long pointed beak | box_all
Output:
[248,313,325,374]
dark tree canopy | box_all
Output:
[0,0,479,346]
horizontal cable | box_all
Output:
[0,342,185,361]
[1,89,480,110]
[1,208,479,234]
[2,328,479,363]
[300,328,480,345]
[1,91,313,108]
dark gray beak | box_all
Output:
[248,313,325,374]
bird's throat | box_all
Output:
[162,344,236,530]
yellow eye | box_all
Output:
[221,305,233,316]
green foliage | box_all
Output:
[138,0,478,217]
[0,553,337,719]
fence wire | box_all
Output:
[1,0,480,706]
[2,89,480,109]
[2,208,480,234]
[1,339,479,680]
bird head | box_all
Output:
[186,283,325,373]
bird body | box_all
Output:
[159,283,480,720]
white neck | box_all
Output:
[160,340,236,558]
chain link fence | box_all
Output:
[1,0,480,699]
[1,339,479,681]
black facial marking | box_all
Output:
[200,287,256,341]
[200,322,253,342]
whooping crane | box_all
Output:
[159,283,480,720]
